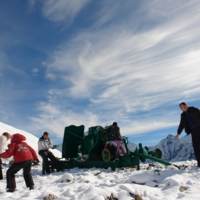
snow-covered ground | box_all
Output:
[1,121,200,199]
[0,161,200,199]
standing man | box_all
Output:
[176,102,200,167]
[0,132,11,180]
[38,132,62,174]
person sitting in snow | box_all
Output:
[0,132,11,180]
[0,133,39,192]
[38,131,62,174]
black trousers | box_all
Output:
[191,127,200,166]
[39,150,61,173]
[0,158,3,180]
[106,144,117,160]
[6,160,34,189]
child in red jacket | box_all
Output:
[0,133,39,192]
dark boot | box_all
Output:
[0,158,3,180]
[7,188,16,192]
[29,185,35,190]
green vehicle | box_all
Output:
[49,125,171,171]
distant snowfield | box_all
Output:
[0,161,200,199]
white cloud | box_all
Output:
[44,25,200,111]
[33,0,200,138]
[41,0,91,25]
[121,121,177,136]
[32,68,39,76]
[27,0,36,11]
[0,51,7,76]
[30,100,179,139]
[31,102,100,137]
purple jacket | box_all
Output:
[105,140,127,154]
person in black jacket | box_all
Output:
[109,122,122,141]
[175,102,200,167]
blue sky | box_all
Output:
[1,0,200,146]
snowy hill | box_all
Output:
[127,134,195,163]
[1,122,200,199]
[127,141,137,151]
[149,134,195,162]
[0,122,61,160]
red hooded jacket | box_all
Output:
[0,133,38,163]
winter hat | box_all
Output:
[11,133,26,142]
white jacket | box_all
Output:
[0,135,7,154]
[38,137,53,152]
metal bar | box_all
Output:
[68,131,84,139]
[144,155,171,166]
[53,144,62,148]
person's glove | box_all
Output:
[32,159,40,166]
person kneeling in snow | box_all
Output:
[0,133,39,192]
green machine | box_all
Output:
[55,125,171,170]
